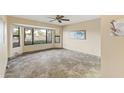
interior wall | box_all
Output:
[0,16,8,77]
[7,16,63,58]
[5,15,124,77]
[63,19,101,56]
[101,15,124,77]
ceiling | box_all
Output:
[11,15,100,26]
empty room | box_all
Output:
[0,15,101,78]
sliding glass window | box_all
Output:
[24,27,54,45]
[24,28,33,45]
[13,26,20,48]
[34,28,46,44]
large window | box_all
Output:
[24,28,33,45]
[13,26,20,48]
[24,27,54,45]
[34,28,46,44]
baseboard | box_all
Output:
[23,47,63,54]
[8,53,23,61]
[63,48,101,58]
[8,48,64,60]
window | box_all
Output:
[24,26,54,45]
[55,35,60,43]
[34,28,46,44]
[46,29,52,43]
[24,28,33,45]
[13,26,20,48]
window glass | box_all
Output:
[46,29,52,43]
[34,28,46,44]
[24,27,54,45]
[24,28,33,45]
[55,35,60,43]
[13,27,19,35]
[13,26,20,48]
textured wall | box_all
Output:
[63,19,101,56]
[101,15,124,77]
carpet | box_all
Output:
[5,49,101,78]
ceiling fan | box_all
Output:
[48,15,70,23]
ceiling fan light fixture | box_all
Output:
[48,15,70,23]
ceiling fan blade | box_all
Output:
[49,19,56,22]
[59,15,64,19]
[58,20,62,23]
[61,19,70,21]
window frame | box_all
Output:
[24,27,54,46]
[46,29,52,44]
[24,27,34,45]
[13,26,20,48]
[54,35,60,43]
[33,28,47,44]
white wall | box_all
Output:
[63,19,101,56]
[0,16,7,77]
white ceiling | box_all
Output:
[11,15,100,26]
